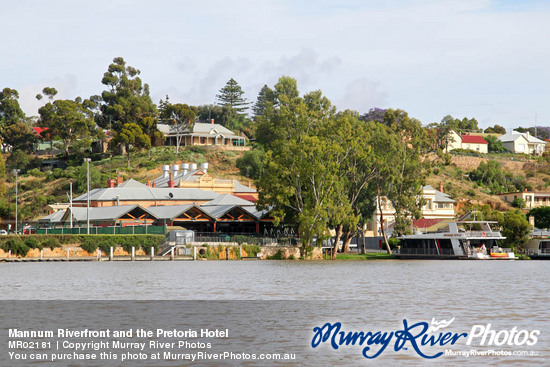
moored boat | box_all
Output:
[396,221,516,260]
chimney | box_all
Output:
[107,179,115,188]
[116,176,123,186]
[167,180,175,188]
[162,165,170,178]
[248,179,252,188]
[200,162,209,173]
[171,164,180,178]
[438,181,443,193]
[152,181,156,188]
[190,163,198,171]
[211,119,214,124]
[146,180,151,187]
[182,163,190,176]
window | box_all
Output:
[200,137,206,144]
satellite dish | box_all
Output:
[169,192,174,198]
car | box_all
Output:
[0,230,8,235]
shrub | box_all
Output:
[2,238,30,256]
[80,237,98,253]
[24,237,43,250]
[42,237,61,250]
[267,249,285,260]
[230,246,241,259]
[242,244,261,257]
[236,149,264,179]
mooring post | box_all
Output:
[170,247,174,261]
[97,249,101,261]
[239,245,242,259]
[226,247,230,260]
[150,247,154,261]
[109,246,113,261]
[66,249,69,260]
[40,249,43,260]
[193,246,197,261]
[8,250,11,260]
[131,247,135,261]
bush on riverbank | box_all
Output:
[0,234,164,254]
[1,238,30,256]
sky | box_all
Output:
[2,0,550,130]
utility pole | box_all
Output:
[67,182,73,229]
[13,169,20,234]
[84,158,91,234]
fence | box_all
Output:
[35,225,166,235]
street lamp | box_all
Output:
[12,169,20,234]
[84,158,91,234]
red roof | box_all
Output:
[412,218,444,229]
[461,135,488,144]
[32,127,49,137]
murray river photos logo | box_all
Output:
[311,318,540,359]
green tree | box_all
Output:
[252,84,276,118]
[499,209,531,248]
[484,124,506,134]
[379,109,431,237]
[98,57,158,132]
[2,122,36,152]
[216,78,250,114]
[112,123,151,167]
[527,207,550,229]
[0,150,5,179]
[75,161,103,193]
[0,88,25,131]
[38,99,95,157]
[484,135,507,153]
[256,77,341,249]
[159,102,197,155]
[236,148,264,179]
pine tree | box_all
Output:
[215,78,250,114]
[252,84,276,118]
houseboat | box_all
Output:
[396,221,516,260]
[525,229,550,260]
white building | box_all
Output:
[498,131,546,155]
[368,184,456,236]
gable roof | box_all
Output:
[62,205,148,222]
[461,135,487,144]
[202,194,255,206]
[498,131,545,144]
[117,179,147,188]
[73,187,219,202]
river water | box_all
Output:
[0,260,548,366]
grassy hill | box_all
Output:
[7,146,249,222]
[4,146,549,223]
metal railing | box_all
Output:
[399,248,455,255]
[464,231,502,237]
[35,225,166,235]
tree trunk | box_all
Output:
[331,224,343,260]
[127,150,131,169]
[377,181,392,254]
[360,227,366,255]
[342,233,353,253]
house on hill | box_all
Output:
[443,131,488,153]
[368,183,456,236]
[498,131,546,155]
[460,135,488,153]
[157,122,248,150]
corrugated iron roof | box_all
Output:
[73,187,219,202]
